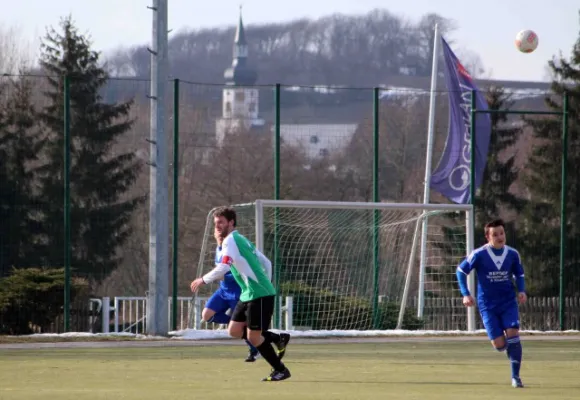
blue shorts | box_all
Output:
[480,303,520,340]
[205,289,239,314]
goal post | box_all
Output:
[194,200,476,333]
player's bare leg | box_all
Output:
[228,320,246,338]
[201,308,216,323]
[246,328,290,382]
[226,321,259,362]
[490,335,507,351]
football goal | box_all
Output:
[193,200,476,333]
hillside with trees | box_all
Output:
[106,10,483,85]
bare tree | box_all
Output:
[104,10,466,86]
[0,24,36,74]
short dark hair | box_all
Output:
[484,218,505,236]
[213,206,237,227]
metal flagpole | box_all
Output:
[417,23,440,318]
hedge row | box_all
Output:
[279,281,423,330]
[0,268,90,334]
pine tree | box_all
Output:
[0,77,45,276]
[474,86,526,240]
[37,16,143,283]
[519,19,580,296]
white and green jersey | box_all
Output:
[220,230,275,302]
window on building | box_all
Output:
[319,148,329,157]
[310,135,319,144]
[235,91,245,101]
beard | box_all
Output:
[216,227,231,241]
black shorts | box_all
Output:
[231,295,275,331]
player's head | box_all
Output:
[213,207,236,241]
[485,218,506,249]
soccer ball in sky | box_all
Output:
[515,30,538,53]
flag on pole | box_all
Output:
[430,37,491,204]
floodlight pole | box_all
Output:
[147,0,169,336]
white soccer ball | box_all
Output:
[515,29,538,53]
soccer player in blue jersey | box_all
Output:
[197,232,260,362]
[456,219,527,388]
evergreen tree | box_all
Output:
[474,86,526,238]
[519,19,580,296]
[37,16,143,283]
[0,77,45,276]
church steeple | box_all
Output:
[215,7,263,147]
[234,6,247,52]
[224,7,257,86]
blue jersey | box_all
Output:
[215,245,241,298]
[457,244,524,311]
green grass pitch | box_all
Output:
[0,339,579,400]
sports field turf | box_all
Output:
[1,339,578,399]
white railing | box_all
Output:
[95,296,294,334]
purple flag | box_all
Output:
[430,37,491,204]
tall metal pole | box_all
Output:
[467,89,477,331]
[372,87,380,329]
[418,23,440,318]
[559,92,569,331]
[470,90,477,215]
[63,75,71,332]
[171,78,180,332]
[147,0,169,336]
[273,83,281,329]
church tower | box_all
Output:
[216,8,263,146]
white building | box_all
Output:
[215,10,357,159]
[215,10,264,146]
[276,124,358,159]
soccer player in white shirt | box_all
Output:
[191,207,291,381]
[191,230,259,362]
[456,219,527,388]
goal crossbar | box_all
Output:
[256,199,473,212]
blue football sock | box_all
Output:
[245,339,258,353]
[507,336,522,378]
[207,312,231,324]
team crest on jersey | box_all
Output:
[222,256,233,265]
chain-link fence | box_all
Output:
[0,76,577,334]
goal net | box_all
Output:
[192,200,475,333]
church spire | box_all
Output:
[224,6,257,86]
[234,5,247,47]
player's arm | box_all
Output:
[202,263,230,284]
[513,249,527,304]
[190,263,230,292]
[456,252,476,306]
[256,249,272,281]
